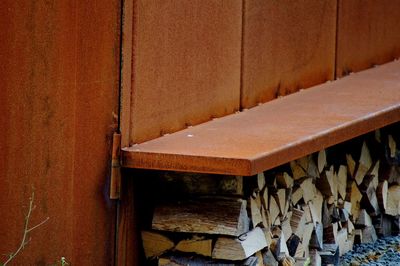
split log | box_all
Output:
[388,134,397,158]
[142,231,175,258]
[323,222,338,244]
[290,208,305,238]
[356,209,373,227]
[291,186,303,206]
[270,196,280,225]
[349,182,362,220]
[307,157,320,179]
[359,175,380,215]
[270,231,289,261]
[337,165,347,200]
[152,198,249,236]
[300,178,315,203]
[386,185,400,216]
[309,223,323,250]
[316,166,337,200]
[354,142,372,185]
[251,195,263,227]
[175,236,213,257]
[212,227,267,261]
[346,154,356,179]
[361,226,378,243]
[276,172,293,188]
[336,228,350,256]
[281,218,292,242]
[317,150,327,174]
[257,173,266,191]
[376,181,388,212]
[290,160,307,180]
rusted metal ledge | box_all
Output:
[122,61,400,176]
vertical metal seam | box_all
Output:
[334,0,340,79]
[239,0,246,111]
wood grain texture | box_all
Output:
[336,0,400,78]
[0,0,120,264]
[241,0,336,108]
[152,198,249,236]
[129,0,242,144]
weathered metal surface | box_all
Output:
[122,61,400,176]
[0,0,120,265]
[127,0,242,144]
[241,0,336,109]
[336,0,400,78]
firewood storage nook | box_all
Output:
[115,1,400,265]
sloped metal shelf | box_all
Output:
[122,61,400,176]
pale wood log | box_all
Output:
[386,185,400,216]
[347,220,355,235]
[361,226,378,243]
[262,249,278,266]
[291,186,303,206]
[277,189,286,215]
[317,150,327,174]
[356,209,373,227]
[300,178,315,204]
[316,166,336,199]
[152,198,249,236]
[337,228,350,256]
[376,180,388,212]
[141,231,175,258]
[281,218,292,242]
[159,255,259,266]
[175,236,213,257]
[346,154,356,179]
[302,223,314,253]
[355,142,372,185]
[370,161,380,189]
[258,172,266,191]
[337,165,347,200]
[350,182,362,220]
[323,222,338,244]
[307,157,320,179]
[312,190,324,225]
[270,232,289,261]
[290,208,306,238]
[309,249,321,266]
[270,195,280,225]
[251,196,263,227]
[309,222,323,250]
[388,134,397,158]
[262,186,269,211]
[212,227,268,261]
[276,172,293,188]
[359,175,380,215]
[290,160,307,181]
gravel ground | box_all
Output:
[340,236,400,266]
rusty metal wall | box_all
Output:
[127,0,242,144]
[0,0,120,265]
[241,0,337,109]
[336,0,400,78]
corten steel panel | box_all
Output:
[122,61,400,176]
[128,0,242,144]
[241,0,336,109]
[0,0,120,265]
[336,0,400,78]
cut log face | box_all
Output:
[152,198,249,236]
[376,181,388,212]
[386,185,400,216]
[346,154,356,179]
[388,135,397,158]
[356,209,373,227]
[175,236,213,257]
[338,165,347,200]
[318,150,327,174]
[300,178,315,204]
[355,142,372,185]
[141,231,175,258]
[251,196,263,227]
[290,160,307,180]
[212,227,268,261]
[350,182,362,220]
[276,172,293,188]
[258,172,266,191]
[290,208,306,238]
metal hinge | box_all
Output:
[110,132,121,199]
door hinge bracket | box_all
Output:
[110,132,122,199]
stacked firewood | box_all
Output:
[141,129,400,266]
